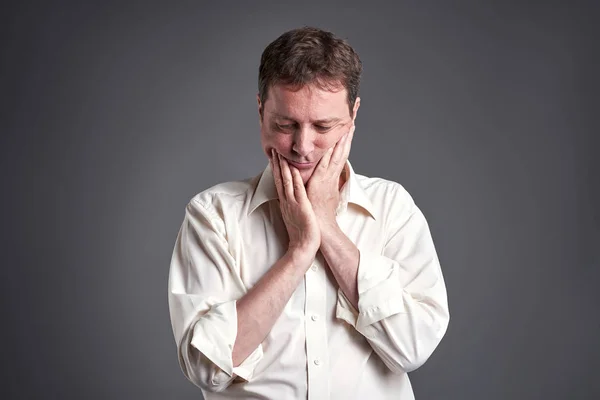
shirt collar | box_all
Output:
[248,160,377,220]
[248,162,278,215]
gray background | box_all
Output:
[2,1,598,399]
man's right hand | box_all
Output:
[271,149,321,263]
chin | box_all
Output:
[299,168,315,185]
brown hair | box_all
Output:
[258,26,362,117]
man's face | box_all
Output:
[259,82,360,184]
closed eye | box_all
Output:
[315,125,333,132]
[274,123,334,132]
[275,123,296,131]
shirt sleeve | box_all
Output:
[168,198,263,393]
[335,192,449,374]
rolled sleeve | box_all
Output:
[190,300,263,383]
[335,288,358,327]
[355,251,408,328]
[168,198,264,392]
[336,197,449,373]
[335,251,409,339]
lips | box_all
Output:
[285,158,315,170]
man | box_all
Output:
[168,27,449,400]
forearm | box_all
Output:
[233,248,314,366]
[331,248,448,374]
[319,222,360,310]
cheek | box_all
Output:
[262,129,291,151]
[316,135,339,152]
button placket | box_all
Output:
[304,259,330,399]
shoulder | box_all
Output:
[192,178,254,205]
[355,172,416,214]
[187,175,259,220]
[353,172,433,239]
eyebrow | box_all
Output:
[270,112,342,125]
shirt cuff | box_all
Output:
[335,287,359,327]
[190,300,263,383]
[355,250,408,328]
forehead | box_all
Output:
[265,83,349,120]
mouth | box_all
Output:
[285,157,315,170]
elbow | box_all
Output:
[378,349,431,374]
[377,310,450,374]
[403,311,449,373]
[177,343,235,393]
[378,338,442,374]
[395,349,433,373]
[185,366,232,394]
[192,373,233,393]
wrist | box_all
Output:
[286,246,317,268]
[319,223,350,257]
[319,220,341,242]
[314,207,337,224]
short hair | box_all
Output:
[258,26,362,116]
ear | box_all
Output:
[257,93,263,127]
[352,97,361,122]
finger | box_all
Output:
[271,149,285,201]
[279,154,295,201]
[290,166,309,204]
[341,124,355,161]
[331,126,353,168]
[313,146,334,179]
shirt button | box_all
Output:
[311,265,318,271]
[311,314,318,321]
[314,358,321,366]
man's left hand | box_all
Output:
[306,123,355,230]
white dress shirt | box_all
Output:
[168,160,449,400]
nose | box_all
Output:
[292,127,315,158]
